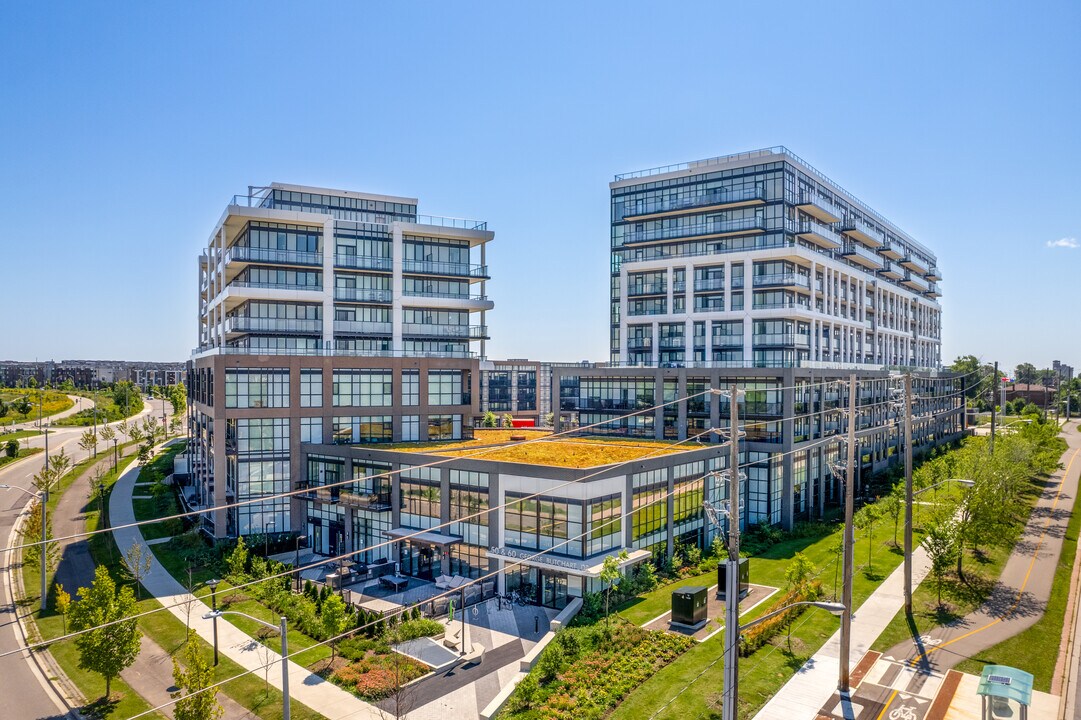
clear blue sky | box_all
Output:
[2,2,1078,374]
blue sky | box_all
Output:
[1,2,1078,373]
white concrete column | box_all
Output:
[322,218,335,348]
[392,224,404,352]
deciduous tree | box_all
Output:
[69,565,141,699]
[171,630,223,720]
[599,549,629,625]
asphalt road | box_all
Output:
[0,396,161,720]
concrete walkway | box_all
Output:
[109,451,383,720]
[753,534,935,718]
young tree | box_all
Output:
[500,413,514,429]
[784,551,815,592]
[19,498,58,574]
[116,420,131,444]
[383,627,419,720]
[225,536,249,579]
[79,429,98,460]
[4,439,17,459]
[55,584,72,633]
[69,565,141,699]
[882,484,904,547]
[854,503,882,570]
[99,423,116,446]
[321,593,348,665]
[121,541,153,600]
[170,415,183,437]
[599,549,629,625]
[921,519,958,606]
[171,630,222,720]
[481,411,497,428]
[50,447,71,479]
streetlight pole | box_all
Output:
[203,610,289,720]
[206,578,220,665]
[265,520,276,557]
[1,484,48,612]
[720,383,743,720]
[839,374,857,693]
[902,373,914,615]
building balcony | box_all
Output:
[224,316,322,334]
[925,265,942,282]
[900,254,929,275]
[794,194,843,223]
[901,273,929,293]
[658,336,685,349]
[339,490,392,512]
[752,272,810,290]
[672,280,686,292]
[878,261,904,280]
[403,289,489,302]
[401,323,488,339]
[730,276,745,289]
[628,306,668,316]
[227,280,323,293]
[334,320,392,335]
[878,240,905,260]
[712,335,743,348]
[694,300,725,312]
[225,246,322,267]
[626,338,653,352]
[753,333,810,348]
[627,282,668,297]
[334,287,393,303]
[402,259,489,279]
[925,283,942,299]
[840,242,884,270]
[795,220,843,250]
[623,216,766,245]
[334,254,392,272]
[620,186,766,221]
[839,217,881,248]
[693,278,726,292]
[752,300,805,310]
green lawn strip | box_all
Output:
[54,389,144,427]
[611,534,909,720]
[0,388,74,424]
[951,479,1081,689]
[138,597,325,720]
[192,581,331,667]
[0,429,42,442]
[0,446,44,468]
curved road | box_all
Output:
[0,396,161,720]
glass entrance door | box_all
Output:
[541,571,569,609]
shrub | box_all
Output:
[739,581,822,656]
[394,618,444,642]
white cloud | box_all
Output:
[1047,237,1079,249]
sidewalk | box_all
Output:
[109,452,382,720]
[752,541,934,718]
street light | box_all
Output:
[205,578,220,665]
[294,536,304,592]
[203,610,290,720]
[738,601,847,634]
[1,483,48,612]
[264,519,276,558]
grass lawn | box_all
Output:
[951,478,1081,689]
[0,446,44,469]
[0,388,74,424]
[610,521,918,720]
[0,429,42,442]
[54,389,144,427]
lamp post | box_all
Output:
[1,483,47,612]
[294,536,303,592]
[205,578,220,665]
[264,519,276,558]
[112,437,118,472]
[203,610,289,720]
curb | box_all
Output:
[6,498,85,718]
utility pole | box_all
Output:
[722,383,742,720]
[990,361,998,455]
[839,374,857,693]
[902,373,914,615]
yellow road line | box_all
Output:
[875,688,900,719]
[909,446,1081,665]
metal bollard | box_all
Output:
[535,615,539,634]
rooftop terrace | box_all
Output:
[385,429,699,469]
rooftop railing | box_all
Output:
[402,259,489,278]
[412,214,488,231]
[334,287,393,303]
[191,346,477,359]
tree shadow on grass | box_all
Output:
[862,568,885,582]
[80,695,120,719]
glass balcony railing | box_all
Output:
[712,335,743,347]
[623,216,766,244]
[794,220,843,249]
[401,324,488,339]
[752,273,810,288]
[334,287,392,303]
[626,338,653,352]
[840,242,882,268]
[925,265,942,281]
[620,186,765,219]
[402,260,489,278]
[626,282,667,296]
[403,289,488,301]
[193,346,478,359]
[693,278,726,292]
[672,280,687,292]
[730,276,745,288]
[228,281,322,292]
[334,254,392,271]
[628,306,668,316]
[752,300,807,310]
[226,246,322,266]
[658,336,686,349]
[225,317,322,334]
[794,193,843,223]
[839,216,881,246]
[333,320,392,335]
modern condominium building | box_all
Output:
[609,146,942,369]
[188,183,493,538]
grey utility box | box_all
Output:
[718,557,750,600]
[672,585,709,627]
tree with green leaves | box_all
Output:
[116,419,131,444]
[882,484,904,546]
[321,592,348,664]
[121,541,152,599]
[784,551,815,592]
[226,536,249,579]
[4,439,17,459]
[853,502,883,570]
[481,411,497,428]
[55,584,72,633]
[921,519,958,606]
[171,630,223,720]
[69,565,141,699]
[500,413,514,429]
[1015,363,1038,385]
[19,498,58,573]
[99,423,115,447]
[599,549,629,625]
[168,383,188,416]
[79,429,98,459]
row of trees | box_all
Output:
[950,355,1078,414]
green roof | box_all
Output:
[977,665,1034,707]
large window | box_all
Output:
[427,414,462,440]
[585,494,622,556]
[505,494,583,558]
[428,370,464,405]
[450,470,489,547]
[450,544,488,580]
[225,369,289,409]
[300,369,322,408]
[400,480,441,530]
[632,469,668,553]
[226,418,290,536]
[402,415,419,442]
[402,370,419,406]
[300,417,323,444]
[333,370,392,407]
[331,416,393,444]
